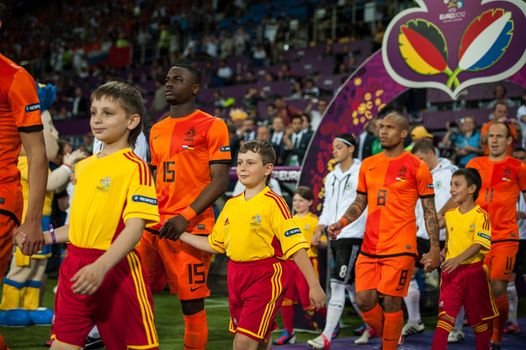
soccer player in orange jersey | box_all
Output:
[328,112,441,350]
[137,64,231,350]
[0,1,47,271]
[466,122,526,349]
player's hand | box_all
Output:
[311,229,323,246]
[160,215,188,240]
[63,149,87,167]
[327,222,343,239]
[309,284,326,310]
[518,211,526,220]
[441,256,462,273]
[14,219,44,255]
[423,246,441,272]
[71,262,107,295]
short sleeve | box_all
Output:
[519,162,526,192]
[356,162,367,195]
[416,161,435,198]
[123,166,159,227]
[207,118,231,164]
[270,199,309,259]
[8,71,42,132]
[473,210,491,251]
[208,210,226,254]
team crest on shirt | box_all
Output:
[96,177,111,192]
[250,214,262,227]
[185,126,196,142]
[502,168,512,182]
[395,166,407,182]
[304,224,311,231]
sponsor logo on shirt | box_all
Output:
[427,184,434,189]
[197,224,205,230]
[284,228,301,237]
[182,145,195,150]
[131,195,158,205]
[477,232,491,241]
[220,146,231,152]
[96,177,111,192]
[25,103,41,112]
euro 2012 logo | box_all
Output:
[444,0,463,9]
[399,8,513,89]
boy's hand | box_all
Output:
[14,232,27,248]
[441,256,462,273]
[309,285,326,310]
[160,215,188,240]
[14,220,44,255]
[71,262,108,295]
[311,229,322,246]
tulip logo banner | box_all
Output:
[299,0,526,212]
[383,0,526,99]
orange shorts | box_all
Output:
[0,183,22,279]
[484,242,518,282]
[137,230,211,300]
[355,253,416,297]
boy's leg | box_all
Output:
[233,333,261,350]
[96,251,158,350]
[50,340,81,350]
[432,269,462,350]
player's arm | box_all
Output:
[441,243,483,273]
[15,224,70,247]
[327,192,367,238]
[421,196,441,271]
[160,163,230,239]
[70,218,146,295]
[291,248,326,310]
[179,232,219,254]
[15,131,47,255]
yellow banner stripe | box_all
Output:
[130,253,159,342]
[127,254,154,345]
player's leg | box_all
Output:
[377,256,415,350]
[96,251,158,350]
[136,230,167,293]
[485,243,518,346]
[165,240,211,350]
[355,254,383,337]
[505,239,524,334]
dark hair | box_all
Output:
[412,138,435,154]
[493,101,508,111]
[513,147,526,153]
[453,168,482,200]
[334,133,356,147]
[294,186,314,201]
[91,81,145,147]
[173,62,202,85]
[239,140,276,166]
[0,1,11,34]
[291,114,303,123]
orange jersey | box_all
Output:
[0,54,42,186]
[357,151,434,256]
[149,109,231,230]
[466,156,526,242]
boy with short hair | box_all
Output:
[17,81,160,350]
[430,168,498,350]
[175,140,326,350]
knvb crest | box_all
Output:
[383,0,526,99]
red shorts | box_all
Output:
[54,245,158,349]
[137,230,211,300]
[0,183,22,279]
[355,253,416,297]
[439,262,498,325]
[484,242,518,282]
[228,258,288,342]
[283,258,318,309]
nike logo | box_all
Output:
[153,135,160,141]
[190,285,204,292]
[368,167,376,171]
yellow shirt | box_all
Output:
[18,155,53,217]
[445,205,491,264]
[293,213,322,258]
[209,187,310,262]
[69,148,159,250]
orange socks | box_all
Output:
[183,310,208,350]
[382,310,403,350]
[361,303,384,337]
[492,294,508,344]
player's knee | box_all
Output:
[382,296,402,312]
[233,333,259,350]
[356,293,376,312]
[490,280,507,296]
[181,298,205,315]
